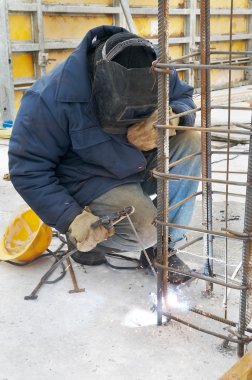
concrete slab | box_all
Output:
[1,98,252,379]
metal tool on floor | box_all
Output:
[24,247,76,300]
[24,206,135,300]
[67,257,85,294]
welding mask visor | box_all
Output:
[91,33,157,134]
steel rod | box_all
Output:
[155,124,252,135]
[223,0,234,320]
[238,117,252,357]
[152,171,250,187]
[189,307,252,334]
[211,50,252,55]
[162,312,251,344]
[155,220,251,241]
[212,106,252,111]
[156,0,170,325]
[177,237,203,250]
[167,191,202,213]
[154,263,247,290]
[154,63,252,70]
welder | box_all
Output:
[9,25,201,283]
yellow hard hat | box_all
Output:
[0,207,52,262]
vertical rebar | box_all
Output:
[200,0,213,293]
[223,0,234,320]
[156,0,170,324]
[237,125,252,357]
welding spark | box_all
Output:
[149,290,189,313]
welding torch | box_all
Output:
[91,206,135,230]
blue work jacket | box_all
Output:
[9,25,196,233]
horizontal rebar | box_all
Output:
[212,150,248,155]
[154,62,252,71]
[162,312,251,344]
[189,307,252,334]
[155,262,247,290]
[152,171,250,187]
[167,191,202,212]
[169,107,201,120]
[211,50,252,55]
[168,152,201,169]
[213,190,245,198]
[169,52,200,63]
[155,220,251,241]
[155,124,252,135]
[212,106,252,111]
[177,237,203,250]
[235,123,252,131]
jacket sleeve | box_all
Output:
[169,69,196,127]
[9,91,83,233]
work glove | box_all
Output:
[127,107,179,151]
[68,208,115,252]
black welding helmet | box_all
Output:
[89,32,157,134]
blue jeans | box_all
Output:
[89,131,201,253]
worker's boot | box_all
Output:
[71,250,107,265]
[140,247,192,284]
[67,238,107,265]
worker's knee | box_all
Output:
[131,204,157,249]
[177,131,201,154]
[90,184,157,251]
[170,130,201,166]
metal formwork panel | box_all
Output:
[0,0,14,123]
[43,0,113,4]
[43,15,113,40]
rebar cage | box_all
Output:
[154,0,252,357]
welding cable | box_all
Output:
[43,249,66,284]
[4,252,55,266]
[3,249,67,284]
[105,252,141,270]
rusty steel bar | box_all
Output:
[190,307,252,334]
[155,220,252,242]
[223,0,234,320]
[167,191,202,213]
[168,152,201,169]
[235,123,252,131]
[213,190,245,199]
[178,237,203,250]
[211,151,249,155]
[211,50,252,55]
[238,119,252,357]
[154,63,252,71]
[168,107,201,120]
[152,171,250,187]
[162,312,251,345]
[156,0,170,325]
[169,51,200,63]
[212,170,248,174]
[213,106,252,111]
[154,262,248,290]
[155,124,252,135]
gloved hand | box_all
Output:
[68,208,115,252]
[127,107,179,151]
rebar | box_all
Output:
[238,128,252,356]
[155,0,252,357]
[156,0,170,324]
[223,0,234,321]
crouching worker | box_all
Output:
[9,25,201,283]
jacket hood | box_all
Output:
[55,25,128,103]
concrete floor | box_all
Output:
[1,94,252,380]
